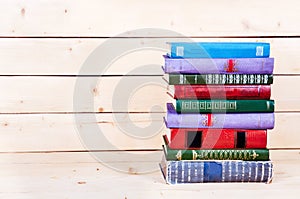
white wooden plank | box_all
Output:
[0,150,298,164]
[0,0,299,36]
[0,113,298,152]
[0,76,169,113]
[0,151,299,199]
[0,38,298,75]
[0,76,298,113]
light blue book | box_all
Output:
[168,42,270,58]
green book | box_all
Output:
[162,135,269,161]
[176,99,274,113]
[164,145,269,161]
[168,74,273,85]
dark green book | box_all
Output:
[162,135,269,161]
[164,145,269,161]
[169,74,273,85]
[176,99,274,113]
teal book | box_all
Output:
[168,42,270,58]
[176,99,274,113]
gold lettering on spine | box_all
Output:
[192,150,198,160]
[233,151,238,159]
[209,151,213,159]
[238,151,243,159]
[179,74,184,84]
[244,150,249,160]
[219,150,224,159]
[250,150,259,160]
[224,150,228,159]
[176,150,182,160]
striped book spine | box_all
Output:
[168,74,273,85]
[160,156,273,184]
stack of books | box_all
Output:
[160,42,275,184]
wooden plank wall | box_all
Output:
[0,2,298,152]
[0,0,299,152]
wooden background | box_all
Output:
[1,0,300,198]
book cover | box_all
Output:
[176,99,274,113]
[173,85,271,100]
[160,152,273,184]
[165,103,275,129]
[163,137,269,161]
[168,128,267,149]
[164,55,274,74]
[168,42,270,58]
[168,74,273,85]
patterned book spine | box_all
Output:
[176,99,274,113]
[169,129,267,149]
[169,74,273,85]
[160,157,273,184]
[173,85,271,100]
[169,42,270,58]
[164,56,274,74]
[165,146,269,161]
[165,103,275,129]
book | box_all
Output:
[168,128,267,149]
[163,55,274,74]
[165,103,275,129]
[168,74,273,85]
[168,42,270,58]
[176,99,274,113]
[160,152,273,184]
[163,138,269,161]
[173,85,271,100]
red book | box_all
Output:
[173,85,271,99]
[169,128,267,149]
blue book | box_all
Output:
[160,150,273,184]
[168,42,270,58]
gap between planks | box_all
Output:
[0,148,299,154]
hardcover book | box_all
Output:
[160,152,273,184]
[163,138,269,161]
[164,55,274,74]
[165,103,275,129]
[176,99,274,113]
[168,128,267,149]
[168,74,273,85]
[168,42,270,58]
[173,85,271,100]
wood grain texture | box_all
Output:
[0,0,299,37]
[0,76,298,113]
[0,151,299,199]
[0,38,299,75]
[0,0,299,197]
[0,112,298,152]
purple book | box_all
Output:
[163,55,274,74]
[165,103,274,129]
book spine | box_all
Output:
[162,160,273,184]
[165,103,275,129]
[173,85,271,99]
[169,42,270,58]
[176,100,274,113]
[169,129,267,149]
[169,74,273,85]
[164,56,274,74]
[166,147,269,161]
